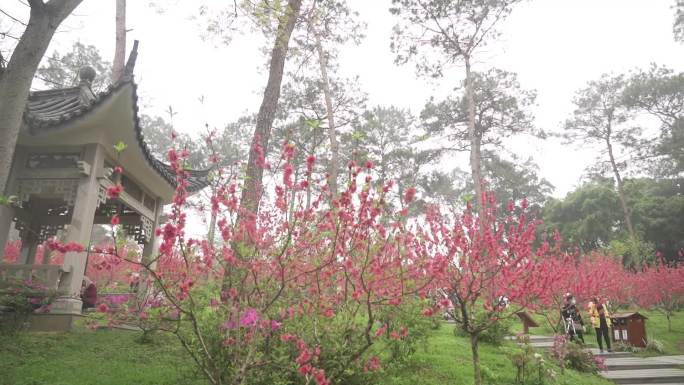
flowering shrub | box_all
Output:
[425,194,561,385]
[632,261,684,331]
[0,278,57,332]
[563,342,601,374]
[550,334,569,373]
[79,140,441,385]
[2,240,20,263]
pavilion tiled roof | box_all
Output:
[22,59,210,193]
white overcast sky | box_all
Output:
[2,0,683,198]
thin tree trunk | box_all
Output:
[0,0,83,194]
[207,209,217,245]
[667,312,672,332]
[314,34,339,196]
[240,0,303,215]
[470,333,482,385]
[605,134,636,240]
[112,0,126,83]
[465,56,483,208]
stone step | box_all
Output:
[528,342,634,357]
[601,368,684,384]
[604,357,680,371]
[528,336,555,343]
[590,349,634,358]
[529,341,554,348]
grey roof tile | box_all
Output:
[23,81,210,193]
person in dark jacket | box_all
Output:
[80,277,97,311]
[561,293,585,343]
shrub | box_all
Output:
[504,343,535,384]
[0,278,57,332]
[644,337,665,354]
[612,341,641,353]
[377,298,436,365]
[79,142,441,385]
[479,316,512,346]
[564,342,601,373]
[505,336,557,385]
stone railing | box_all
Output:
[0,263,71,291]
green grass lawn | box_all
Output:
[0,329,204,385]
[0,322,614,385]
[2,312,679,385]
[384,324,612,385]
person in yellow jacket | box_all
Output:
[588,297,612,353]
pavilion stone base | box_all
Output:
[0,313,83,332]
[50,297,83,315]
[26,313,84,332]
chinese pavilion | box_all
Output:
[0,42,209,329]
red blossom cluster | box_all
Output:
[106,183,123,199]
[281,334,329,385]
[46,239,84,253]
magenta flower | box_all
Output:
[271,320,281,331]
[240,308,260,327]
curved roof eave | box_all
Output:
[23,80,212,197]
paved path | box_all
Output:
[524,335,684,384]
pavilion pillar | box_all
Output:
[51,144,104,314]
[137,199,163,298]
[0,146,20,262]
[0,206,13,261]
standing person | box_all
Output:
[80,276,97,311]
[588,297,612,353]
[561,293,585,343]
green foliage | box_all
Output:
[0,322,619,385]
[452,310,512,346]
[113,141,128,154]
[546,177,684,263]
[390,0,522,76]
[605,238,655,269]
[384,326,609,385]
[377,298,436,365]
[169,283,294,385]
[420,69,537,149]
[644,337,665,354]
[344,106,436,213]
[543,179,622,251]
[0,194,18,207]
[36,41,112,92]
[0,279,58,333]
[479,316,513,346]
[623,65,684,176]
[0,330,204,385]
[504,340,556,385]
[564,342,600,374]
[612,340,640,353]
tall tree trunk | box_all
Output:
[464,56,483,208]
[605,133,636,240]
[0,0,83,194]
[240,0,303,215]
[112,0,126,83]
[470,333,482,385]
[314,34,339,196]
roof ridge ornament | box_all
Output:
[119,40,139,83]
[78,66,96,106]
